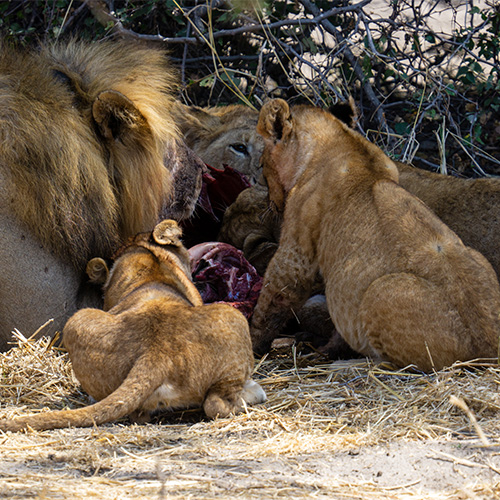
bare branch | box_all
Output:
[84,0,199,44]
[85,0,374,45]
[298,0,390,134]
[80,0,499,175]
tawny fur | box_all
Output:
[203,102,500,358]
[173,103,264,184]
[397,162,500,276]
[0,220,265,432]
[250,99,500,371]
[0,39,202,349]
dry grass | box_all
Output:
[1,335,500,499]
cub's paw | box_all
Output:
[203,393,239,419]
[241,379,266,405]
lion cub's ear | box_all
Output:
[86,258,109,285]
[257,99,293,143]
[153,219,183,246]
[92,90,150,142]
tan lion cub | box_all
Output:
[251,99,500,371]
[0,220,265,432]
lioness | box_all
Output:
[174,103,264,184]
[0,220,265,432]
[250,99,500,371]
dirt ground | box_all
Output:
[1,340,500,500]
[1,427,499,500]
[1,426,500,499]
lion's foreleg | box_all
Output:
[250,236,318,355]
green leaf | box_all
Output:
[394,122,411,135]
[425,33,436,43]
[362,55,373,78]
[302,37,318,55]
[444,84,457,96]
[473,123,485,145]
[384,68,395,79]
[199,75,215,88]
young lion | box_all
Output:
[250,99,500,371]
[217,105,500,279]
[0,220,265,432]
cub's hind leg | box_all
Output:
[357,273,466,371]
[203,379,266,418]
[203,388,244,419]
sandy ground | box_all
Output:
[2,348,500,500]
[1,418,499,499]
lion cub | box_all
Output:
[250,99,500,371]
[0,220,265,432]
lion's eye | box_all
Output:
[229,143,249,156]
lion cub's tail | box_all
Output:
[0,355,164,432]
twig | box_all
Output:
[299,0,390,134]
[449,395,490,446]
[430,449,490,469]
[85,0,199,43]
[368,372,405,401]
[57,0,87,38]
[85,0,372,45]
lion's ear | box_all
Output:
[328,96,358,128]
[174,103,221,141]
[86,258,109,285]
[186,106,221,129]
[153,219,183,246]
[92,90,150,141]
[257,99,293,143]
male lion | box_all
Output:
[217,105,500,279]
[0,220,266,432]
[174,103,264,184]
[250,99,500,371]
[0,39,202,350]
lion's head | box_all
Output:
[0,39,205,348]
[0,39,203,270]
[174,103,264,184]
